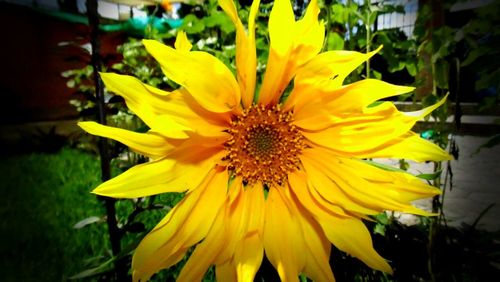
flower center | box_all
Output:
[225,104,305,186]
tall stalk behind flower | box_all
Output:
[79,0,451,281]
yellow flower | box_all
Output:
[79,0,451,281]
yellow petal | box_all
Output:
[322,217,393,274]
[100,72,192,138]
[245,183,265,234]
[212,181,248,265]
[301,148,438,215]
[174,30,192,52]
[177,199,228,282]
[302,104,414,153]
[292,0,324,67]
[304,93,447,151]
[78,121,172,158]
[258,0,324,105]
[289,169,375,217]
[132,170,213,281]
[263,187,305,282]
[92,148,225,198]
[142,39,241,113]
[292,79,414,125]
[218,0,260,108]
[287,171,392,275]
[300,46,382,90]
[233,184,265,281]
[101,72,230,136]
[403,93,448,118]
[234,232,264,282]
[361,132,453,162]
[284,46,383,111]
[215,182,265,265]
[267,183,335,282]
[291,196,334,282]
[132,169,229,281]
[216,262,237,282]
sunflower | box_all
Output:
[79,0,451,281]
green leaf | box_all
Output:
[182,14,205,34]
[73,216,104,229]
[368,10,378,26]
[371,70,382,79]
[388,61,406,72]
[374,223,386,236]
[416,170,442,180]
[374,212,389,225]
[406,62,417,76]
[331,4,347,24]
[69,258,114,279]
[362,160,407,173]
[327,32,345,50]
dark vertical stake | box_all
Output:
[86,0,127,280]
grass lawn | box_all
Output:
[0,148,110,281]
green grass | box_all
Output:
[0,148,110,281]
[0,147,201,281]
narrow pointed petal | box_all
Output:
[100,72,192,138]
[289,170,375,217]
[219,0,260,108]
[293,79,414,125]
[132,169,229,281]
[244,183,265,233]
[142,39,241,113]
[259,0,324,105]
[177,200,228,282]
[302,94,448,156]
[287,171,392,274]
[216,262,237,282]
[233,184,265,281]
[301,148,438,215]
[234,232,264,282]
[294,204,334,282]
[293,0,324,67]
[265,183,335,282]
[100,72,229,137]
[212,181,248,265]
[302,104,413,153]
[92,148,225,198]
[213,182,265,269]
[284,47,383,111]
[263,187,305,282]
[300,47,382,90]
[323,217,393,274]
[174,30,192,52]
[78,121,172,158]
[360,132,452,162]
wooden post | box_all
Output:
[86,0,127,280]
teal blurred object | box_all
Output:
[31,6,182,36]
[100,17,183,35]
[420,129,435,139]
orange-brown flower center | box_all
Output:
[225,104,305,186]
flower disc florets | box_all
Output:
[225,104,305,186]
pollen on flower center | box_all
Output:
[225,104,305,186]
